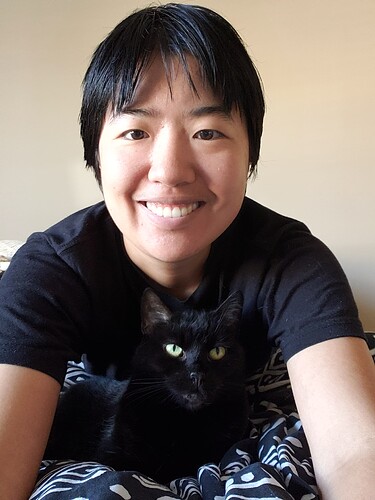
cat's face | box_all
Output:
[137,289,245,411]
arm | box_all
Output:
[287,336,375,500]
[0,364,60,500]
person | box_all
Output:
[0,3,374,499]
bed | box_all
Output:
[1,241,374,499]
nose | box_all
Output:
[148,129,196,187]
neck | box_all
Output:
[146,263,202,300]
[125,244,210,300]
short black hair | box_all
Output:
[80,3,265,185]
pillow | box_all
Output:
[0,240,24,277]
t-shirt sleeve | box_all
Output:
[0,233,91,384]
[259,226,364,362]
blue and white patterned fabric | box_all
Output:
[31,334,375,500]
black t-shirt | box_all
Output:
[0,197,364,384]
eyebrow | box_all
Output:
[189,105,232,120]
[110,104,233,121]
[110,108,155,121]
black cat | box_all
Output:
[44,288,249,483]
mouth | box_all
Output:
[144,201,201,218]
[182,392,207,411]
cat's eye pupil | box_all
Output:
[165,343,183,358]
[209,346,226,360]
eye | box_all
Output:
[193,129,223,141]
[165,343,184,358]
[122,129,149,140]
[209,346,226,361]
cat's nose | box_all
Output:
[190,372,203,389]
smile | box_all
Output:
[145,202,200,218]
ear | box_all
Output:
[215,291,243,331]
[141,288,172,335]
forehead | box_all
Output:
[117,53,223,111]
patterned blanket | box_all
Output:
[31,334,375,500]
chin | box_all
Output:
[143,240,211,264]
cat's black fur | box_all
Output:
[44,288,249,483]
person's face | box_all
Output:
[98,55,249,271]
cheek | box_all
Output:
[208,153,248,195]
[99,148,139,194]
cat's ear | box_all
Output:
[216,291,243,331]
[141,288,172,335]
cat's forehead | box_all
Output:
[172,311,229,345]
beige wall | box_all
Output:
[1,0,374,329]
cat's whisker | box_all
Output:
[130,377,165,384]
[123,384,170,408]
[125,386,165,401]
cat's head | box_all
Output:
[136,288,245,411]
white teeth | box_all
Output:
[146,202,199,218]
[163,206,172,218]
[171,207,180,218]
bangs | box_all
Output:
[106,8,235,117]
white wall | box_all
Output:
[1,0,374,329]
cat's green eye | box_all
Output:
[165,343,184,358]
[209,346,226,361]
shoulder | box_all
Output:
[221,198,364,356]
[231,197,343,269]
[12,202,119,271]
[216,197,320,274]
[236,197,312,249]
[2,201,126,302]
[32,201,114,253]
